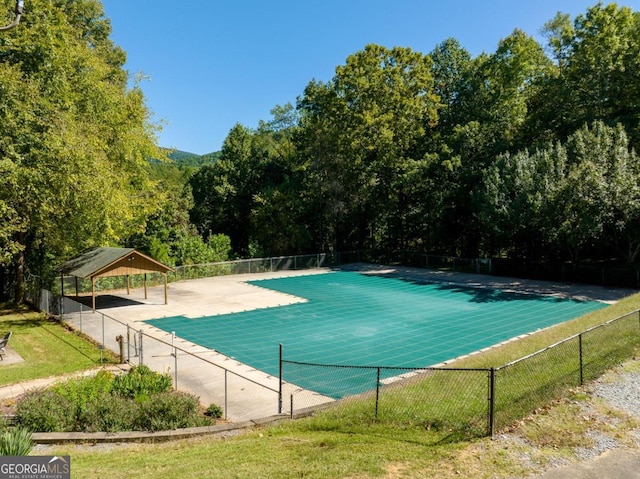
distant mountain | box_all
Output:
[167,149,200,161]
[162,148,222,167]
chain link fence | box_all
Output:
[38,254,337,297]
[24,257,640,436]
[281,360,490,438]
[34,290,282,422]
[493,310,640,432]
[282,310,640,438]
[334,250,640,287]
[171,254,334,282]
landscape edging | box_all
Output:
[30,415,288,444]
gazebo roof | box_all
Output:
[55,247,173,280]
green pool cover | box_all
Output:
[146,271,606,397]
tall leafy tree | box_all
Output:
[190,123,274,256]
[479,121,640,265]
[251,104,310,255]
[478,142,567,259]
[563,121,640,263]
[537,3,640,148]
[0,0,162,301]
[297,44,438,250]
[432,30,551,255]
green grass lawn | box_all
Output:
[0,305,116,386]
[2,292,640,479]
[35,379,640,479]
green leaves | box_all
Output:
[1,0,163,297]
[535,3,640,143]
[479,121,640,262]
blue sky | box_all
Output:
[102,1,640,155]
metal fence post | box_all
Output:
[278,343,283,414]
[172,331,178,388]
[139,331,144,365]
[224,369,228,421]
[100,313,105,364]
[375,367,381,419]
[126,324,131,362]
[488,368,496,437]
[579,333,584,385]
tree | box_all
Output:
[251,104,310,255]
[478,142,567,259]
[564,121,640,263]
[297,44,438,250]
[537,4,640,148]
[190,123,274,256]
[429,30,551,256]
[125,160,225,266]
[478,121,640,265]
[0,0,163,301]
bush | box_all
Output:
[135,391,210,432]
[78,396,137,433]
[15,389,75,432]
[112,365,172,400]
[51,370,114,417]
[14,368,209,433]
[0,428,34,456]
[205,403,224,419]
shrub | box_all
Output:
[135,391,210,432]
[205,403,224,419]
[0,428,34,456]
[51,370,114,417]
[78,396,137,433]
[112,365,172,400]
[14,367,208,433]
[15,389,75,432]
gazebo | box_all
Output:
[55,247,174,311]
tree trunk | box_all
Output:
[14,248,24,304]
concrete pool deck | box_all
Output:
[57,268,333,422]
[41,266,639,422]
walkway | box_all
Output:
[57,269,334,422]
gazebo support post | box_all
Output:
[60,274,64,298]
[144,273,148,299]
[163,273,168,305]
[92,276,96,312]
[74,276,79,297]
[126,275,130,295]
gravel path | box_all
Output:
[592,368,640,423]
[524,361,640,479]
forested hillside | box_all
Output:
[166,149,222,167]
[189,3,640,265]
[0,0,230,301]
[1,1,639,301]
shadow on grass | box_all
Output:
[0,310,51,330]
[0,306,112,364]
[38,322,112,363]
[315,420,486,448]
